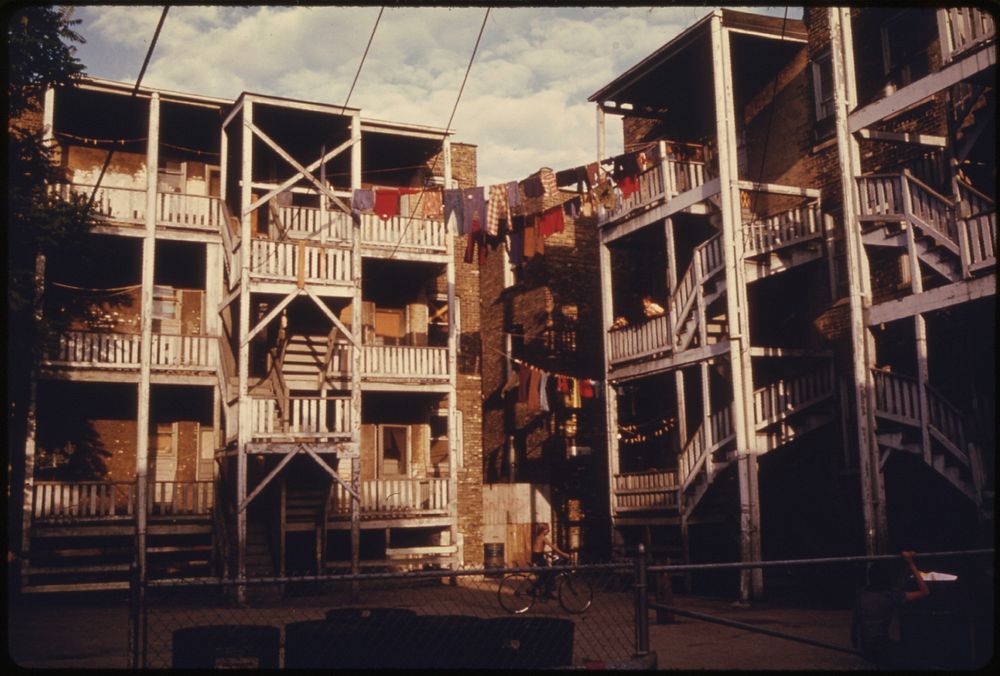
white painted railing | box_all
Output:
[250,396,351,438]
[938,7,995,64]
[753,365,834,429]
[150,334,217,369]
[48,331,141,366]
[330,478,449,514]
[612,470,679,512]
[248,239,353,285]
[148,481,214,515]
[957,179,996,272]
[363,345,449,379]
[65,183,146,224]
[360,213,447,251]
[32,481,136,520]
[678,406,734,491]
[157,192,222,230]
[277,205,353,241]
[608,314,670,364]
[871,370,921,424]
[744,202,822,253]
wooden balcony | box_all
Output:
[43,331,217,374]
[62,183,223,233]
[938,7,995,65]
[599,156,714,227]
[30,480,213,524]
[329,477,449,518]
[612,471,680,513]
[250,396,352,440]
[362,345,449,384]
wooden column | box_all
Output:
[829,7,887,555]
[349,112,362,588]
[711,12,761,601]
[443,137,460,565]
[237,98,254,583]
[598,238,620,540]
[135,92,160,584]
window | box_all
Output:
[812,49,835,121]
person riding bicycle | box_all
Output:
[531,523,571,598]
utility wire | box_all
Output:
[86,6,170,213]
[387,7,491,260]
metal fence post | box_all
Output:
[634,543,650,657]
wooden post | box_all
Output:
[443,137,461,569]
[136,92,160,585]
[237,97,254,587]
[349,111,362,595]
[598,239,620,542]
[710,12,761,601]
[830,7,887,555]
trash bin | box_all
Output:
[484,617,575,669]
[390,615,487,669]
[285,619,388,669]
[171,625,280,669]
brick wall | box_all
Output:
[477,183,610,558]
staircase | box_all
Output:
[871,369,985,507]
[857,170,996,282]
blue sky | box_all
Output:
[69,5,801,185]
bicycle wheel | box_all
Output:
[557,573,593,613]
[498,574,535,614]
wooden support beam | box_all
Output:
[244,136,355,216]
[302,285,360,348]
[237,446,301,513]
[856,128,948,147]
[241,288,301,347]
[245,120,351,213]
[848,44,996,133]
[866,274,995,324]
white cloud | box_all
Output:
[73,5,798,186]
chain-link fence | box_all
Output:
[136,560,643,669]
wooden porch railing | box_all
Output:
[31,480,214,521]
[752,365,834,429]
[744,201,822,254]
[608,314,670,364]
[47,330,142,366]
[362,345,449,380]
[678,405,734,492]
[250,396,352,438]
[871,369,921,425]
[329,478,449,515]
[277,205,353,242]
[360,212,448,251]
[612,470,680,512]
[956,178,996,273]
[156,192,222,230]
[938,7,996,64]
[150,333,217,369]
[248,239,353,285]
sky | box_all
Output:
[70,5,801,186]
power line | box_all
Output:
[86,6,171,214]
[387,7,491,260]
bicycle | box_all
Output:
[497,554,593,614]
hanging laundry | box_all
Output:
[423,189,443,220]
[463,186,486,234]
[538,372,550,413]
[527,367,542,411]
[506,181,521,211]
[538,205,565,238]
[352,188,375,212]
[444,189,465,233]
[486,184,510,237]
[374,188,400,221]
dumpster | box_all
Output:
[172,625,280,669]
